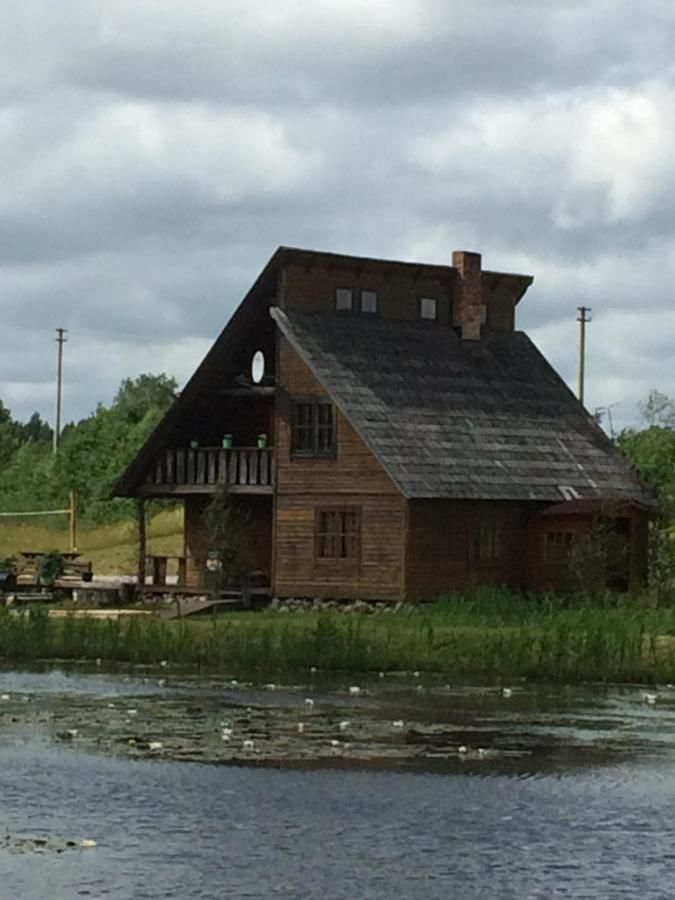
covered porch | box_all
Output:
[138,492,274,600]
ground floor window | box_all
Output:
[546,531,574,564]
[470,519,502,562]
[315,508,360,561]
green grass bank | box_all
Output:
[4,592,675,683]
[0,508,183,574]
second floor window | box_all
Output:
[361,290,378,314]
[420,297,437,320]
[336,288,353,311]
[292,400,335,456]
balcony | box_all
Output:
[141,446,275,496]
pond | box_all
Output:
[1,667,675,898]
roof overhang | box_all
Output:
[537,497,655,519]
[482,270,534,304]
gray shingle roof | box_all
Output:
[272,308,652,504]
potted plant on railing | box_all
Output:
[221,434,233,449]
[257,433,268,449]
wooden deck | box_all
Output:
[141,446,274,496]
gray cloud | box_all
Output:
[1,0,674,431]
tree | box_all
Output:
[14,411,53,444]
[113,374,177,425]
[638,390,675,429]
[617,391,675,601]
[0,400,18,470]
[0,373,178,521]
[617,425,675,515]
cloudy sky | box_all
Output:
[1,0,673,432]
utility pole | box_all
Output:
[54,328,67,454]
[576,306,591,406]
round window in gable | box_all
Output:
[251,351,265,384]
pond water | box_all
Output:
[1,667,675,899]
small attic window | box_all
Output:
[420,297,437,320]
[360,290,378,314]
[336,288,353,311]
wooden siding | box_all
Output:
[405,499,537,600]
[281,259,523,334]
[281,261,455,325]
[273,493,406,601]
[273,336,405,600]
[528,508,649,594]
[184,497,209,589]
[275,337,399,496]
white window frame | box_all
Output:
[360,290,378,314]
[336,288,353,312]
[420,297,437,320]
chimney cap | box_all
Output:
[452,249,482,269]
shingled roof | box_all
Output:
[272,308,652,504]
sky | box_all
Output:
[1,0,674,433]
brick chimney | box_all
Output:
[452,250,483,340]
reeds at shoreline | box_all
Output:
[1,590,674,683]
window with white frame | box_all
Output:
[360,290,378,314]
[420,297,437,320]
[336,288,353,311]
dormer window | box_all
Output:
[420,297,437,320]
[335,288,353,312]
[360,290,378,314]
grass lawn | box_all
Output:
[0,508,183,575]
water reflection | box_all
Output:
[2,667,675,898]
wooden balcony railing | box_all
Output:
[143,446,275,494]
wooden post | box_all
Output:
[136,499,147,596]
[53,328,67,454]
[577,305,591,406]
[68,490,77,552]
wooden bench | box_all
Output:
[15,551,93,586]
[146,555,188,587]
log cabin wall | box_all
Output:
[183,494,273,589]
[273,336,406,601]
[528,508,649,594]
[280,257,524,333]
[184,496,209,588]
[405,499,537,600]
[280,259,455,324]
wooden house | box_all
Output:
[113,247,653,600]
